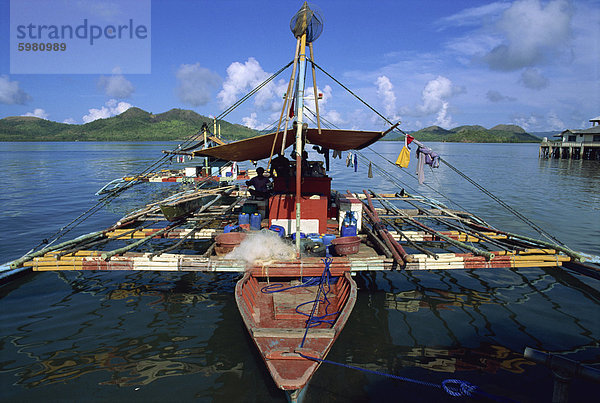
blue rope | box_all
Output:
[300,257,337,347]
[298,353,518,401]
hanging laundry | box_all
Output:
[332,149,342,159]
[368,162,373,178]
[346,152,353,167]
[416,150,425,184]
[416,146,440,168]
[415,146,440,184]
[354,153,358,172]
[395,135,411,168]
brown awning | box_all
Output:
[192,128,385,162]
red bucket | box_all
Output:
[331,236,360,255]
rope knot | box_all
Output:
[442,379,478,397]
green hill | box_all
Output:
[396,124,540,143]
[0,108,258,141]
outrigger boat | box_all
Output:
[2,2,599,401]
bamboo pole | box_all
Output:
[358,191,407,266]
[374,192,495,260]
[9,230,105,269]
[383,218,439,259]
[469,223,583,261]
[308,42,322,135]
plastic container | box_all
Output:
[341,225,357,237]
[322,234,336,246]
[343,211,358,227]
[331,236,360,255]
[291,232,306,240]
[250,213,262,230]
[238,213,250,226]
[268,225,285,237]
[224,224,239,233]
[307,233,323,243]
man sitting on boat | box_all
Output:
[270,153,292,178]
[246,167,271,199]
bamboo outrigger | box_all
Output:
[2,3,599,401]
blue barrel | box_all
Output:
[250,213,262,230]
[268,225,285,237]
[291,232,306,240]
[238,213,249,226]
[322,234,335,246]
[341,225,357,237]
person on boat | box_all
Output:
[270,152,291,178]
[246,167,271,199]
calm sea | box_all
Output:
[1,141,599,402]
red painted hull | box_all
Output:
[235,270,357,397]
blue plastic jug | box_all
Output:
[250,213,262,230]
[238,213,250,226]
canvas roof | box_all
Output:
[192,128,385,162]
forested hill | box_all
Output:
[0,108,257,141]
[386,124,541,143]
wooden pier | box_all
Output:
[539,118,600,160]
[539,140,600,160]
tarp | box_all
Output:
[192,128,385,162]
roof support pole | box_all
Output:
[295,32,307,253]
[308,42,322,135]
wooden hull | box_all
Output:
[159,193,215,221]
[235,269,357,399]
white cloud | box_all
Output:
[437,2,510,29]
[519,67,549,90]
[512,111,566,131]
[0,75,31,105]
[416,76,464,127]
[82,99,132,123]
[98,72,135,98]
[324,110,344,125]
[63,118,77,124]
[22,108,49,119]
[376,76,399,120]
[242,112,270,130]
[304,85,332,114]
[484,0,573,71]
[218,58,286,110]
[176,63,221,107]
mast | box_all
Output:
[290,2,323,252]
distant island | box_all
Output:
[0,107,542,143]
[384,124,541,143]
[0,107,257,142]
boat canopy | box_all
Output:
[192,128,385,162]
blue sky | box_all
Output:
[1,0,598,133]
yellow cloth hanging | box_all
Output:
[395,146,410,168]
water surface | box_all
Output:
[1,141,598,402]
